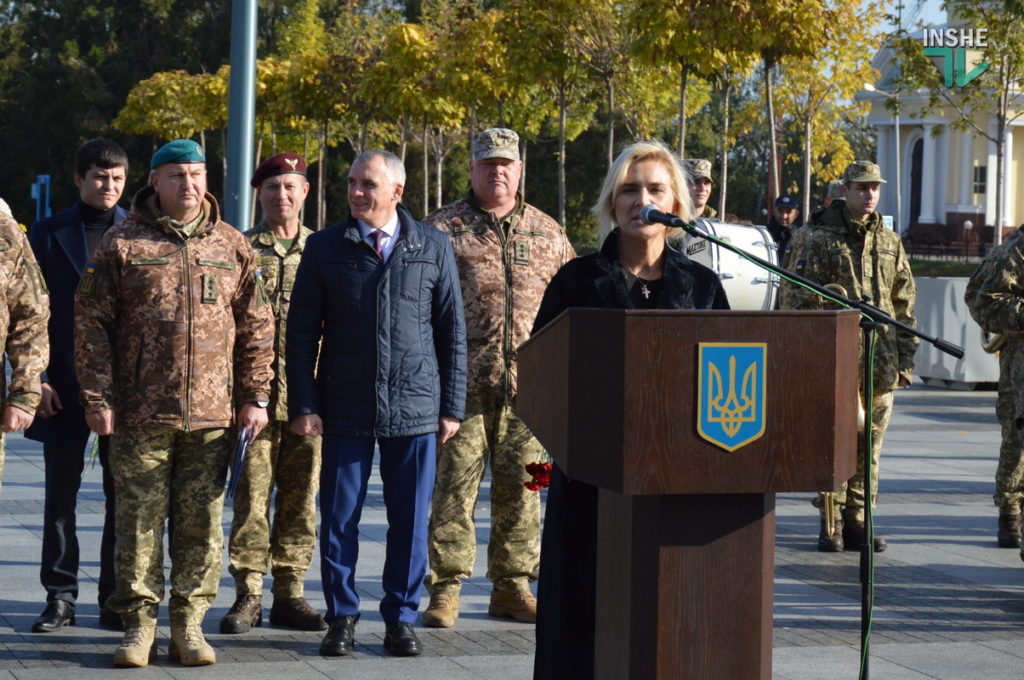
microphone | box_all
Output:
[639,204,686,227]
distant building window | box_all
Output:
[974,166,987,195]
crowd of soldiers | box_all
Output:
[3,123,1024,673]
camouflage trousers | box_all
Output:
[427,392,542,595]
[0,432,4,491]
[228,420,321,598]
[995,344,1024,513]
[819,390,896,522]
[108,426,229,627]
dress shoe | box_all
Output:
[99,605,125,631]
[383,621,422,657]
[488,590,537,623]
[220,593,262,634]
[998,514,1022,548]
[31,600,75,633]
[319,616,357,656]
[422,591,459,628]
[270,596,326,631]
[843,520,887,553]
[113,624,157,668]
[817,518,844,552]
[169,624,216,666]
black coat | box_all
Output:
[286,204,467,437]
[532,229,729,680]
[26,204,128,449]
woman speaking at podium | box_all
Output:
[531,140,729,680]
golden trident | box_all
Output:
[707,355,758,437]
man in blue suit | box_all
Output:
[28,139,128,632]
[287,149,466,658]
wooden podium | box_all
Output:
[517,309,860,680]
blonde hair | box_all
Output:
[593,140,692,241]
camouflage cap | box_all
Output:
[684,158,713,182]
[150,139,206,169]
[472,128,520,162]
[843,160,887,184]
[827,180,844,200]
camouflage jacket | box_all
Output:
[0,213,49,414]
[965,228,1024,336]
[75,186,274,431]
[424,194,574,398]
[245,223,312,422]
[780,201,918,391]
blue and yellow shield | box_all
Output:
[697,343,767,452]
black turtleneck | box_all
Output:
[77,201,118,257]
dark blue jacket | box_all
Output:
[286,205,467,437]
[26,203,128,449]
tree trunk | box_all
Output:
[718,78,732,219]
[469,104,477,155]
[317,119,327,231]
[802,115,813,221]
[435,127,444,210]
[606,74,615,171]
[520,141,527,202]
[764,55,780,205]
[558,78,567,228]
[422,116,429,216]
[678,63,688,159]
[399,115,408,163]
[498,99,506,128]
[995,120,1005,246]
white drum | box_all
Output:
[679,220,779,310]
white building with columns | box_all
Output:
[862,33,1020,241]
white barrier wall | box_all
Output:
[913,277,999,389]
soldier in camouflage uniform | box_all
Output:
[0,211,50,489]
[421,128,574,628]
[75,140,274,668]
[965,233,1024,549]
[221,153,325,634]
[684,158,717,220]
[780,160,917,553]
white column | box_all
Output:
[960,132,973,207]
[988,122,998,224]
[876,124,891,215]
[1003,125,1015,226]
[936,125,948,225]
[918,124,937,223]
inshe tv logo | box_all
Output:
[922,28,990,87]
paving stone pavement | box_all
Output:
[1,384,1023,678]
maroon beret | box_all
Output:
[250,153,308,188]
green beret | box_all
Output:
[151,139,206,170]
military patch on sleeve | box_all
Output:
[77,264,98,298]
[29,261,48,301]
[513,240,530,265]
[202,273,218,304]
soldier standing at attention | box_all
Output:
[965,237,1024,548]
[29,139,128,633]
[75,139,275,668]
[780,161,917,553]
[0,210,50,488]
[684,158,717,219]
[220,153,326,634]
[421,128,574,628]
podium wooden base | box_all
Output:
[596,490,775,680]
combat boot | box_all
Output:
[169,625,216,666]
[220,593,262,634]
[817,518,844,552]
[488,590,537,623]
[112,624,157,668]
[842,520,887,553]
[270,597,327,631]
[422,592,460,628]
[998,514,1022,548]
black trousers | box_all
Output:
[40,436,115,605]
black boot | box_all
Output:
[817,518,844,552]
[843,520,887,553]
[998,514,1022,548]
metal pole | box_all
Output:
[225,0,257,230]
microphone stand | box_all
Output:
[673,217,963,680]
